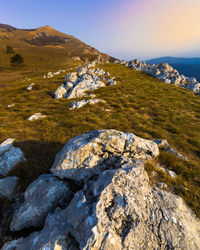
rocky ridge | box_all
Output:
[118,59,200,94]
[2,130,200,249]
[54,61,116,101]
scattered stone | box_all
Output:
[7,104,15,108]
[70,99,105,110]
[0,138,25,177]
[166,169,178,178]
[155,164,178,179]
[27,113,46,121]
[26,83,35,91]
[10,174,73,231]
[154,139,188,161]
[0,176,19,200]
[47,72,54,78]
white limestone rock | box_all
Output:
[10,174,73,231]
[51,129,159,182]
[70,98,105,110]
[67,79,105,99]
[27,113,46,121]
[0,139,25,177]
[54,84,67,99]
[26,83,35,91]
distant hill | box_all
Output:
[0,23,114,70]
[146,57,200,81]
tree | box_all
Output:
[10,53,24,67]
[6,45,14,54]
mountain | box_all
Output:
[146,57,200,81]
[0,23,114,70]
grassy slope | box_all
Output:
[0,63,200,245]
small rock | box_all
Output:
[157,182,167,189]
[26,83,35,91]
[27,113,46,121]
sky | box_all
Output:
[1,0,200,60]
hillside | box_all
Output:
[146,57,200,81]
[0,23,114,83]
[1,61,200,247]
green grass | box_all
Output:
[0,63,200,246]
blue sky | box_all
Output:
[1,0,200,60]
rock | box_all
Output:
[65,72,78,83]
[54,84,67,99]
[10,174,73,231]
[26,83,35,91]
[192,83,200,94]
[154,139,188,161]
[27,113,46,121]
[0,138,25,177]
[51,129,159,182]
[65,81,74,89]
[157,182,167,189]
[47,72,54,78]
[2,207,77,250]
[13,159,198,249]
[7,104,15,108]
[0,176,19,200]
[67,79,105,99]
[188,77,197,85]
[166,169,178,178]
[3,130,200,249]
[70,99,105,110]
[108,79,117,86]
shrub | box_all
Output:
[10,53,24,67]
[6,45,14,54]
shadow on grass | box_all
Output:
[9,140,64,192]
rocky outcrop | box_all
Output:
[118,59,200,94]
[10,174,73,231]
[2,130,200,249]
[70,98,105,110]
[27,113,46,121]
[54,62,116,100]
[51,130,159,182]
[0,138,25,177]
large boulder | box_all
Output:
[0,176,19,200]
[51,129,159,182]
[0,138,25,177]
[10,174,73,231]
[4,156,200,249]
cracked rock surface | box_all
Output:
[2,130,200,250]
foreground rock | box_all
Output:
[70,98,105,110]
[0,176,19,200]
[4,154,200,249]
[51,129,159,182]
[0,138,25,177]
[119,59,200,94]
[10,174,73,231]
[3,130,200,249]
[27,113,46,121]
